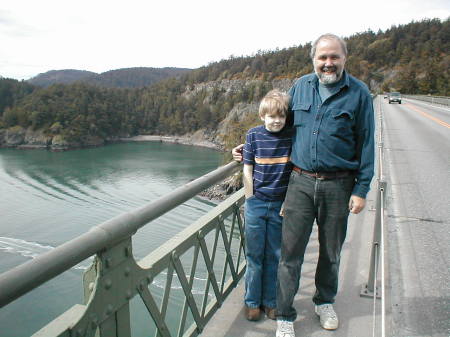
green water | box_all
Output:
[0,142,224,336]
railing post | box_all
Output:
[361,96,386,299]
[361,180,386,298]
[75,238,135,337]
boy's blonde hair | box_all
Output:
[258,89,290,118]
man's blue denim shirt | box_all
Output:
[288,71,375,198]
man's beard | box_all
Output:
[315,65,343,84]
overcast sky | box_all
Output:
[1,0,449,80]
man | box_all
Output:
[233,34,374,337]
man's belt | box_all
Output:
[292,166,355,180]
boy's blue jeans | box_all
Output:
[244,196,283,309]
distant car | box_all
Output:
[389,92,402,104]
[384,93,388,99]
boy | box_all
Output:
[243,89,293,321]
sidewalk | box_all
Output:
[202,185,383,337]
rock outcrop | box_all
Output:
[0,126,104,151]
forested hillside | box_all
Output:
[1,18,448,150]
[0,79,36,116]
[27,67,192,88]
[27,70,96,87]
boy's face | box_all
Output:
[261,112,286,133]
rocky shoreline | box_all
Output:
[198,173,243,201]
[0,127,105,151]
[0,127,224,152]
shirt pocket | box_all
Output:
[292,103,311,127]
[326,108,354,137]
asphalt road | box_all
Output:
[380,97,450,337]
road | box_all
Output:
[380,97,450,336]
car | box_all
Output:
[388,92,402,104]
[384,93,388,99]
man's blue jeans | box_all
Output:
[276,170,354,321]
[244,196,283,309]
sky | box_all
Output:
[1,0,449,81]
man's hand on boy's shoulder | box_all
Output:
[232,144,244,162]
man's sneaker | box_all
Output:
[276,320,295,337]
[315,304,339,330]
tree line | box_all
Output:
[1,18,448,146]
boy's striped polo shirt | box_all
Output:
[243,125,293,201]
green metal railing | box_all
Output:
[0,161,246,337]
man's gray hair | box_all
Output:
[310,34,348,59]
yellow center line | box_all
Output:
[404,103,450,129]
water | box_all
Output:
[0,142,223,336]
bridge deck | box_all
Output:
[202,185,383,337]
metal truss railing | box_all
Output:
[0,161,246,337]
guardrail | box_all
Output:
[360,96,387,337]
[0,161,246,337]
[402,95,450,107]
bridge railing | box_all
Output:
[402,94,450,107]
[360,95,387,337]
[0,161,246,337]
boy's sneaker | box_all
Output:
[245,306,261,321]
[276,320,295,337]
[315,304,339,330]
[263,306,277,320]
